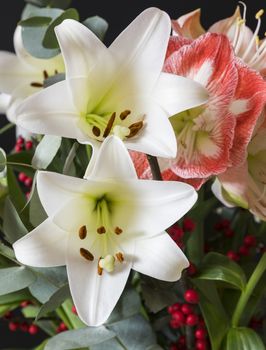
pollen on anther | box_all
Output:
[114,227,123,235]
[30,82,43,88]
[43,70,49,80]
[80,248,94,261]
[97,258,103,275]
[256,9,264,19]
[97,226,106,234]
[92,126,101,137]
[119,110,131,120]
[103,112,116,138]
[79,225,87,240]
[116,252,124,263]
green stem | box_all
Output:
[232,253,266,327]
[0,123,15,134]
[0,161,37,169]
[56,306,73,330]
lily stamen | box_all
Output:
[119,110,131,120]
[103,112,116,138]
[30,82,43,88]
[114,227,123,235]
[92,126,101,137]
[43,70,49,80]
[97,226,106,234]
[79,225,87,240]
[127,121,144,138]
[116,252,124,263]
[80,248,94,261]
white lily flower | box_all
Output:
[0,26,64,123]
[16,8,208,158]
[13,136,197,326]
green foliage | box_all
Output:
[19,16,52,27]
[25,0,72,9]
[0,148,6,174]
[29,186,47,227]
[0,267,36,296]
[196,252,247,291]
[83,16,108,41]
[32,135,62,169]
[222,327,265,350]
[43,8,79,49]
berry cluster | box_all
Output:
[4,303,39,335]
[15,136,33,153]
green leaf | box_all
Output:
[44,327,115,350]
[37,284,70,320]
[0,147,6,174]
[0,266,36,295]
[29,186,47,227]
[0,242,16,260]
[29,266,67,303]
[196,252,247,291]
[90,339,124,350]
[223,327,265,350]
[192,280,229,350]
[83,16,108,41]
[22,8,62,59]
[107,288,141,324]
[6,168,27,214]
[0,289,32,305]
[108,314,158,349]
[25,0,72,9]
[19,16,52,27]
[3,197,28,244]
[22,305,40,318]
[7,151,35,178]
[43,73,65,88]
[43,8,79,49]
[32,135,62,169]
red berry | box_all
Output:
[181,303,194,315]
[25,140,33,150]
[169,319,182,329]
[168,303,181,314]
[168,225,184,242]
[196,339,207,350]
[24,177,33,187]
[187,262,197,276]
[224,228,234,237]
[9,322,19,332]
[172,311,185,325]
[15,144,23,152]
[20,322,29,332]
[186,313,199,326]
[71,305,77,314]
[58,322,68,331]
[239,245,250,256]
[20,300,31,308]
[183,218,196,232]
[244,235,256,247]
[178,335,186,346]
[16,136,24,145]
[195,328,206,339]
[214,219,230,231]
[227,250,239,261]
[18,172,27,182]
[28,324,39,335]
[184,289,199,304]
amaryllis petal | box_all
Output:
[13,219,67,267]
[132,232,189,281]
[166,36,193,60]
[229,59,266,166]
[172,9,205,39]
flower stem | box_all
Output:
[146,155,162,181]
[232,253,266,327]
[0,122,15,134]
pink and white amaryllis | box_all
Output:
[13,136,197,326]
[213,113,266,220]
[15,8,208,159]
[162,32,266,182]
[172,4,266,76]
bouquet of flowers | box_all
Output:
[0,1,265,349]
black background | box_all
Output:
[0,0,265,348]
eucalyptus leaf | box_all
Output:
[196,252,247,291]
[29,266,67,303]
[90,339,124,350]
[43,8,79,49]
[29,186,47,227]
[22,8,63,59]
[45,326,115,350]
[108,314,158,350]
[6,168,27,214]
[3,197,28,244]
[0,147,6,174]
[0,266,36,296]
[19,16,52,27]
[36,284,70,320]
[7,151,34,178]
[32,135,62,169]
[43,73,65,88]
[223,327,265,350]
[0,289,32,305]
[25,0,72,9]
[83,16,108,41]
[22,305,40,318]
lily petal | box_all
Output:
[87,136,137,180]
[132,232,189,281]
[109,8,170,93]
[66,234,132,326]
[153,72,209,116]
[16,80,85,139]
[13,219,67,267]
